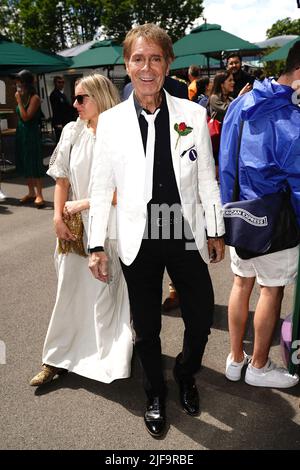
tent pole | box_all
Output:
[206,56,210,77]
[43,74,52,123]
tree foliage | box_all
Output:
[264,18,300,78]
[0,0,21,41]
[0,0,204,51]
[101,0,133,42]
[266,17,300,38]
[262,47,285,79]
[64,0,103,46]
[0,0,103,51]
[17,0,62,50]
[101,0,204,42]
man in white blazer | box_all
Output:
[88,24,225,438]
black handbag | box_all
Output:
[223,121,300,260]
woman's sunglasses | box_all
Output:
[74,94,89,105]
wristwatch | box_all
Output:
[88,246,104,253]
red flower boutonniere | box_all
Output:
[174,122,193,148]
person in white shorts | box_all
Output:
[219,40,300,389]
[226,246,299,387]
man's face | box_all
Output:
[56,78,64,90]
[125,37,170,102]
[227,56,241,74]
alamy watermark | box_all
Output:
[291,340,300,365]
[291,80,300,105]
[108,202,209,251]
[0,340,6,364]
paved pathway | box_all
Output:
[0,175,299,450]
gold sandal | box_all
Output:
[29,364,67,386]
[19,194,36,204]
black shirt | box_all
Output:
[135,92,185,239]
[136,92,181,207]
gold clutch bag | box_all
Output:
[58,211,87,257]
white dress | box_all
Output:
[43,119,133,383]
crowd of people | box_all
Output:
[2,23,300,439]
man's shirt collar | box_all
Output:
[133,89,166,118]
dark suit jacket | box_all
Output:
[232,70,255,98]
[50,88,75,127]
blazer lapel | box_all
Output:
[165,91,181,194]
[123,93,146,175]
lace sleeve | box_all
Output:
[47,122,77,180]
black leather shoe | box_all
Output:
[174,370,200,416]
[162,294,180,312]
[144,397,166,438]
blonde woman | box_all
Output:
[30,74,132,386]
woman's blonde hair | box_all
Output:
[75,74,120,115]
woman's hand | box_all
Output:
[64,200,85,216]
[15,91,22,104]
[238,83,252,96]
[54,217,76,241]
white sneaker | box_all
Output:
[0,189,6,201]
[245,359,299,388]
[225,351,250,381]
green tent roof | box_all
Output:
[0,37,70,73]
[170,53,219,70]
[173,23,260,58]
[262,36,300,62]
[71,40,124,68]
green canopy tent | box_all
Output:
[0,36,70,74]
[0,36,71,138]
[170,53,219,71]
[262,36,300,62]
[70,40,124,75]
[173,23,260,73]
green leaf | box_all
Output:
[180,127,193,136]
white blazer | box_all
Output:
[89,90,225,266]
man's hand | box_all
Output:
[112,190,117,207]
[89,251,109,283]
[207,237,225,263]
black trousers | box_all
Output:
[121,238,214,400]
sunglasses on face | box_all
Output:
[74,94,89,105]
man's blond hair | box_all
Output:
[123,23,174,63]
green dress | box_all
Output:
[15,98,45,178]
